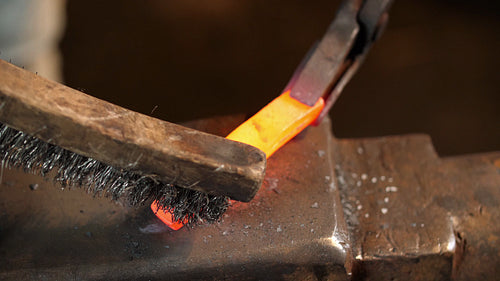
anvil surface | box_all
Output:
[0,116,349,280]
[0,116,499,280]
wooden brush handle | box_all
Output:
[0,59,266,202]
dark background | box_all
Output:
[61,0,499,156]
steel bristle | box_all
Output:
[0,123,229,226]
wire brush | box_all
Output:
[0,59,266,226]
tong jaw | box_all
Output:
[288,0,394,124]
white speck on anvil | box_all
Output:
[365,213,370,218]
[381,208,388,214]
[222,231,229,236]
[317,150,326,157]
[384,197,389,203]
[338,175,346,185]
[421,223,425,227]
[385,186,398,192]
[311,202,319,208]
[361,174,368,180]
[371,177,377,183]
[357,205,363,210]
[267,178,279,189]
[357,147,364,154]
[310,229,314,233]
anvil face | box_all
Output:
[0,116,349,280]
[1,115,499,280]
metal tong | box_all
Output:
[287,0,394,123]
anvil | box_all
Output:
[0,115,498,280]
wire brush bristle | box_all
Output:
[0,122,229,225]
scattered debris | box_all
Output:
[361,174,368,180]
[357,147,364,154]
[29,183,39,190]
[311,202,319,208]
[266,178,279,191]
[385,186,398,192]
[277,225,282,232]
[338,175,346,185]
[381,208,388,214]
[317,150,326,157]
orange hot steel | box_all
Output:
[151,90,325,230]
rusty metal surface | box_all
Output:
[1,114,499,280]
[334,135,500,280]
[0,116,349,280]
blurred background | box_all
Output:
[1,0,499,156]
